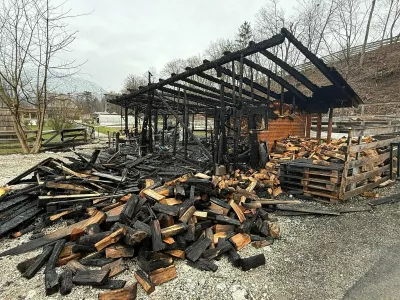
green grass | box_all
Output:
[0,146,23,155]
[94,126,122,135]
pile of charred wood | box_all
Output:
[0,149,289,298]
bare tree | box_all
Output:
[296,0,337,57]
[122,74,147,92]
[389,0,400,42]
[0,0,79,153]
[381,0,395,45]
[329,0,367,76]
[360,0,377,66]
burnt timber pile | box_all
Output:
[0,150,288,298]
[2,27,399,298]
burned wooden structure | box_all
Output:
[109,28,362,168]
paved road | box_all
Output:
[343,243,400,300]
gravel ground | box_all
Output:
[0,150,399,300]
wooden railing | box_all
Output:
[0,126,93,151]
[295,37,399,73]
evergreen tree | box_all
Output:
[235,21,253,49]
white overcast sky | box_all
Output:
[63,0,297,92]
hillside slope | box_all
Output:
[304,42,400,116]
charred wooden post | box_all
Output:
[280,86,284,116]
[205,111,208,141]
[316,113,322,141]
[234,54,245,167]
[149,91,154,153]
[327,106,333,144]
[154,110,158,142]
[134,105,139,135]
[184,89,189,157]
[172,125,177,156]
[219,83,226,164]
[191,111,195,140]
[158,95,212,159]
[124,106,129,135]
[162,114,167,146]
[213,107,220,163]
[306,114,311,138]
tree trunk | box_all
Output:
[381,0,395,47]
[11,112,30,154]
[360,0,376,67]
[31,107,45,153]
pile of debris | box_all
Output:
[0,149,288,298]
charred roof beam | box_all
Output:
[257,48,318,92]
[214,64,280,100]
[167,81,240,108]
[189,71,272,103]
[181,77,265,104]
[281,27,362,106]
[239,57,310,103]
[128,33,285,97]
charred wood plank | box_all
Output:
[98,283,137,300]
[153,203,180,216]
[0,211,106,257]
[132,220,152,237]
[45,268,59,296]
[106,245,134,258]
[72,269,110,286]
[80,258,115,267]
[160,223,188,238]
[23,244,54,279]
[17,254,40,274]
[97,280,127,290]
[151,219,165,252]
[187,258,218,272]
[102,258,126,277]
[120,194,139,224]
[59,269,73,295]
[0,202,42,236]
[185,236,212,262]
[78,231,112,246]
[65,260,87,274]
[149,265,177,285]
[45,239,66,271]
[134,270,155,295]
[240,254,266,271]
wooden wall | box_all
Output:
[0,109,15,131]
[257,115,306,151]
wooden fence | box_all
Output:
[0,127,93,151]
[339,128,399,200]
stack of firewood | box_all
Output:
[0,150,290,299]
[269,136,378,164]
